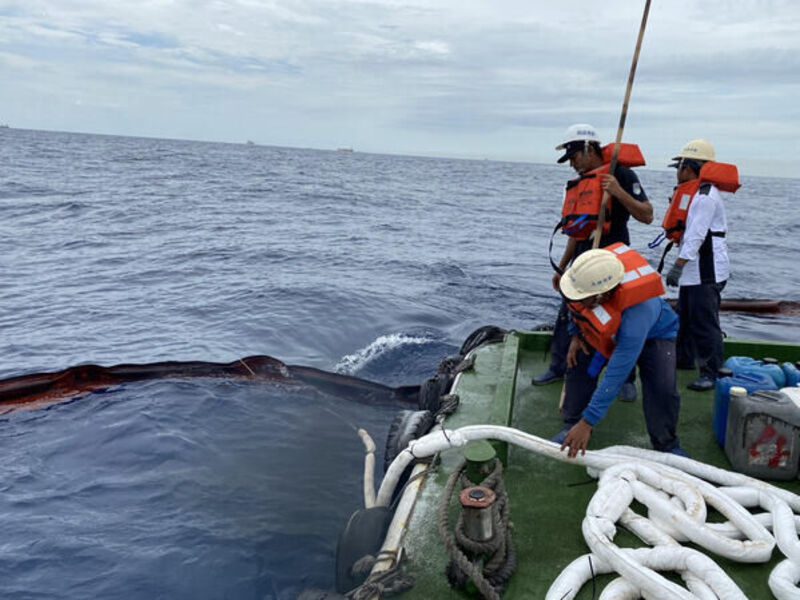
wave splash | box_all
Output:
[335,333,435,375]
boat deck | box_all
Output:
[397,332,800,598]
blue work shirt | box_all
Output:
[582,297,679,427]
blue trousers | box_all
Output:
[562,338,681,452]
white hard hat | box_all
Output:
[556,124,601,163]
[670,139,716,167]
[560,249,625,301]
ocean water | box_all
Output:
[0,128,798,598]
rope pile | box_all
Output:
[376,425,800,599]
[345,551,414,600]
[438,459,516,599]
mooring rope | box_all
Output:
[437,458,516,599]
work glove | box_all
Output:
[665,261,684,287]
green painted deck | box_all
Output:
[398,331,800,598]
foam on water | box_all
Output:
[335,332,435,375]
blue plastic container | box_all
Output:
[724,356,762,374]
[713,371,778,447]
[782,362,800,387]
[760,358,787,388]
[744,361,786,388]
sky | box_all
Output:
[1,0,798,177]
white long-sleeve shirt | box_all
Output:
[678,183,729,286]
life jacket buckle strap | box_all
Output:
[648,231,666,249]
[656,241,674,274]
[548,221,565,275]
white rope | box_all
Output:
[375,425,800,599]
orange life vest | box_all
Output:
[560,143,646,241]
[568,243,665,358]
[661,162,740,243]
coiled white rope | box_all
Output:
[374,425,800,599]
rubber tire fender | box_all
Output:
[383,409,435,473]
[459,325,507,356]
[417,374,453,412]
[334,506,393,593]
[437,355,462,375]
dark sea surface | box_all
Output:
[0,128,798,598]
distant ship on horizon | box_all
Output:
[336,147,354,153]
[0,123,9,129]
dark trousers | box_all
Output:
[562,338,681,452]
[547,300,571,376]
[677,281,726,379]
[548,299,635,384]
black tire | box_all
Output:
[383,409,435,473]
[437,355,462,375]
[417,374,453,412]
[334,506,393,593]
[459,325,507,356]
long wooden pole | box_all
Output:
[560,0,653,413]
[592,0,652,249]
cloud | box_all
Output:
[0,0,798,175]
[413,40,449,56]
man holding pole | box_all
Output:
[536,0,653,409]
[534,123,653,405]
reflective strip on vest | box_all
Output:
[622,270,639,284]
[638,264,656,276]
[621,264,655,285]
[592,305,612,325]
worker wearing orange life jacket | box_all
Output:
[662,139,738,392]
[535,124,653,405]
[555,245,684,458]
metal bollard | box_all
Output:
[459,486,497,542]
